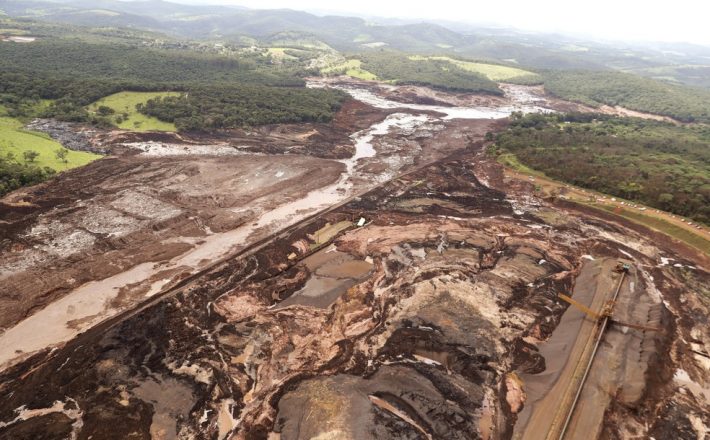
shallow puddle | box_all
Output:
[131,375,195,440]
[278,249,373,309]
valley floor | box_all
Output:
[0,79,708,440]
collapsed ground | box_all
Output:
[0,80,709,440]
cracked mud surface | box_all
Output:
[1,80,709,440]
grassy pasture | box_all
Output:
[410,55,541,82]
[88,91,181,132]
[0,116,100,170]
[321,59,377,81]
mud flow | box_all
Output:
[1,78,709,440]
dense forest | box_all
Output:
[138,86,346,131]
[543,70,710,123]
[492,113,710,224]
[0,40,304,85]
[358,52,503,95]
[0,39,344,128]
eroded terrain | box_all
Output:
[1,79,709,440]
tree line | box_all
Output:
[492,113,710,224]
[542,70,710,123]
[137,86,347,131]
[357,52,503,95]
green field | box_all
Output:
[0,116,101,170]
[88,91,181,132]
[410,56,541,82]
[321,59,377,80]
[0,28,29,35]
[265,47,297,61]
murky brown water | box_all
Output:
[278,249,373,309]
[131,375,195,440]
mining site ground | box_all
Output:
[1,79,709,440]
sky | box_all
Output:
[175,0,710,45]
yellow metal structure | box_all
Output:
[557,293,660,332]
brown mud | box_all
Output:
[0,80,708,440]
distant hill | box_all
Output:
[3,0,710,83]
[1,0,470,52]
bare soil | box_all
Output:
[0,80,708,440]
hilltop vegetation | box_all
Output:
[543,70,710,123]
[358,52,503,94]
[492,113,710,224]
[137,86,347,131]
[0,38,345,129]
[409,56,542,84]
[323,54,543,88]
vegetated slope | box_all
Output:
[137,86,347,131]
[358,52,503,94]
[0,157,56,197]
[0,40,302,85]
[0,116,99,170]
[0,107,100,196]
[87,91,181,132]
[410,55,542,84]
[492,113,710,224]
[0,38,346,128]
[631,65,710,89]
[542,70,710,123]
[321,59,377,81]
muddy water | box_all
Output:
[0,262,158,370]
[0,105,417,371]
[278,249,373,309]
[308,81,552,119]
[131,375,195,439]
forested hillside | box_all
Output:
[493,113,710,224]
[0,38,345,128]
[358,52,503,94]
[137,86,346,131]
[543,70,710,123]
